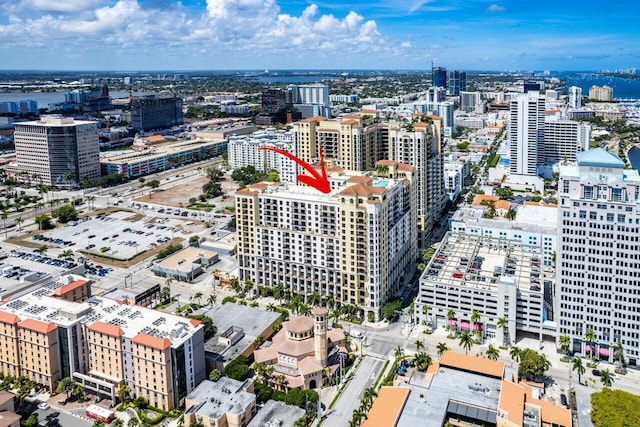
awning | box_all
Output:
[461,320,471,330]
[448,319,458,326]
[473,323,484,331]
[585,344,594,353]
[599,347,610,357]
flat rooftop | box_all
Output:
[0,276,201,347]
[422,232,544,294]
[247,400,305,427]
[155,246,218,271]
[186,377,255,420]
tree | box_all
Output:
[92,420,105,427]
[613,340,625,370]
[590,388,640,427]
[56,376,75,399]
[470,310,481,339]
[51,204,78,223]
[599,369,614,388]
[585,328,596,359]
[505,208,517,221]
[325,293,335,309]
[35,214,52,230]
[207,294,217,307]
[59,249,74,259]
[117,383,131,403]
[497,317,508,345]
[273,283,284,303]
[510,346,522,363]
[299,304,312,316]
[308,291,320,307]
[415,352,432,372]
[128,418,140,427]
[209,369,222,382]
[572,357,585,385]
[437,342,448,358]
[111,419,124,427]
[194,291,203,305]
[393,345,405,360]
[381,300,402,321]
[231,165,268,186]
[206,166,224,182]
[559,334,571,355]
[422,248,436,262]
[518,349,550,381]
[486,345,500,361]
[22,415,39,427]
[415,339,424,352]
[147,179,161,190]
[459,331,474,355]
[224,355,250,381]
[34,244,48,256]
[15,216,23,233]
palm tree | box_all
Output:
[572,357,585,385]
[393,345,405,361]
[415,352,433,372]
[35,245,48,256]
[585,328,596,359]
[470,310,481,340]
[193,292,203,305]
[497,317,508,345]
[283,289,292,304]
[299,304,312,316]
[459,331,474,355]
[65,171,75,190]
[559,334,571,356]
[56,376,76,400]
[128,418,140,427]
[362,387,377,410]
[87,195,96,210]
[266,303,277,312]
[207,294,217,306]
[329,308,340,326]
[415,339,424,351]
[325,294,335,309]
[437,342,449,358]
[116,383,131,403]
[600,369,614,388]
[273,283,284,303]
[486,345,500,361]
[510,346,522,363]
[505,208,516,221]
[308,291,321,307]
[59,249,74,259]
[15,216,23,233]
[446,309,455,330]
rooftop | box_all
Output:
[154,246,218,271]
[246,400,305,427]
[440,351,505,378]
[362,387,410,427]
[185,378,255,420]
[576,147,624,168]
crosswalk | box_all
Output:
[366,351,388,360]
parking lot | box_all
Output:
[39,211,192,261]
[0,250,78,295]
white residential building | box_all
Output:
[557,148,640,365]
[460,91,481,113]
[509,92,545,176]
[568,86,582,109]
[444,161,469,203]
[227,130,297,183]
[589,85,614,101]
[235,165,417,321]
[542,119,590,165]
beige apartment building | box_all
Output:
[0,276,205,410]
[184,378,256,427]
[236,165,417,320]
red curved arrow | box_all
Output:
[259,144,331,194]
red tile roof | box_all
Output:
[89,321,124,337]
[19,318,57,334]
[0,311,20,325]
[132,333,172,350]
[53,280,88,297]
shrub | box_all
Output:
[224,356,250,381]
[221,296,237,305]
[100,247,110,253]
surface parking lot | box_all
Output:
[41,211,191,260]
[0,250,77,295]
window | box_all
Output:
[612,188,623,202]
[583,186,594,199]
[563,181,570,193]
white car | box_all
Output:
[37,402,50,410]
[349,330,363,339]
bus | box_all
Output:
[86,405,115,423]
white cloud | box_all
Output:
[487,4,505,12]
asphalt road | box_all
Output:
[322,356,384,427]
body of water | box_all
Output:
[628,146,640,170]
[559,73,640,100]
[0,91,151,108]
[250,75,339,83]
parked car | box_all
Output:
[560,394,568,407]
[37,402,50,410]
[592,369,601,376]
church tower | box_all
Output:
[313,307,328,366]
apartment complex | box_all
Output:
[509,92,545,176]
[184,378,256,427]
[130,95,183,132]
[589,85,614,101]
[14,116,101,186]
[0,276,205,409]
[227,129,297,183]
[235,166,417,320]
[417,232,551,346]
[557,148,640,365]
[542,119,590,164]
[388,120,444,247]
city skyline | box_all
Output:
[0,0,638,71]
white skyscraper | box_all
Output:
[557,148,640,366]
[543,119,591,164]
[509,92,545,176]
[568,86,582,109]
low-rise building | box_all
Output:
[152,246,219,281]
[246,400,305,427]
[184,378,256,427]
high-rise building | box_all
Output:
[568,86,582,109]
[131,95,183,132]
[543,119,590,164]
[228,129,297,183]
[509,92,545,176]
[588,85,614,101]
[14,116,100,187]
[447,70,467,96]
[288,84,331,118]
[0,277,205,409]
[388,120,444,248]
[427,86,446,103]
[556,148,640,366]
[432,66,447,88]
[460,91,481,112]
[235,166,417,321]
[261,89,287,114]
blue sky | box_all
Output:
[0,0,638,71]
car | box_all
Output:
[592,369,601,376]
[37,402,50,410]
[349,330,363,339]
[560,394,568,407]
